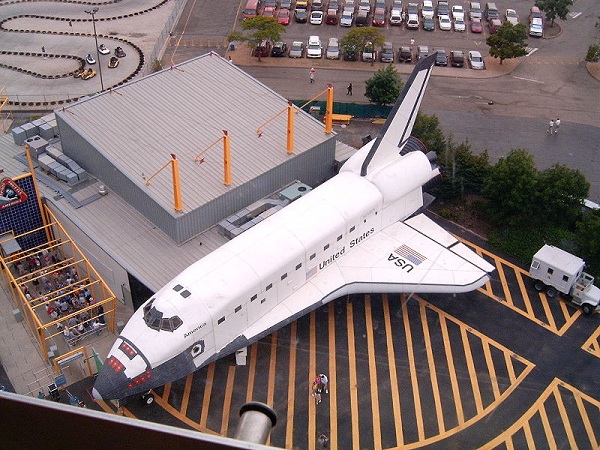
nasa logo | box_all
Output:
[387,253,414,272]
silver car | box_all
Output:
[326,37,340,59]
[289,41,305,58]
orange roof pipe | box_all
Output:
[286,102,294,154]
[325,84,334,134]
[170,154,183,211]
[223,130,231,186]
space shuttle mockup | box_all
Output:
[93,54,494,401]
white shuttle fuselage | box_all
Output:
[93,55,494,401]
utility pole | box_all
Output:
[85,7,105,92]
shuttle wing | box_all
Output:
[242,213,493,343]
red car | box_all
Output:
[262,6,275,17]
[372,7,386,26]
[276,8,290,25]
[470,17,483,33]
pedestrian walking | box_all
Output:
[554,118,560,134]
[312,384,321,404]
[310,67,316,83]
[547,119,554,134]
[347,83,353,95]
[319,373,329,393]
[318,433,329,448]
[410,38,415,48]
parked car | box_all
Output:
[294,8,308,23]
[421,0,434,19]
[280,0,292,9]
[289,41,305,58]
[469,1,481,19]
[325,8,338,24]
[451,5,464,20]
[436,1,449,17]
[262,6,276,17]
[434,48,448,66]
[356,10,369,26]
[271,41,288,57]
[468,50,484,69]
[380,42,394,62]
[372,7,386,26]
[505,8,518,25]
[438,14,451,30]
[277,8,290,25]
[398,46,412,62]
[417,45,429,61]
[390,7,403,25]
[529,6,542,22]
[406,13,419,29]
[450,50,464,67]
[326,37,340,59]
[454,18,466,31]
[329,0,340,12]
[310,10,324,24]
[306,35,323,58]
[423,16,435,30]
[340,9,354,26]
[488,18,502,34]
[312,0,324,10]
[470,17,483,33]
[362,41,376,62]
[529,17,543,37]
[252,40,272,57]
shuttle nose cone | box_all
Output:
[92,387,102,400]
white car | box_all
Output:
[451,5,464,21]
[326,37,339,59]
[453,18,466,31]
[310,10,324,24]
[421,0,434,19]
[306,35,322,58]
[406,13,419,28]
[390,8,403,25]
[529,18,543,37]
[340,9,354,26]
[505,8,519,25]
[468,50,484,69]
[438,14,451,30]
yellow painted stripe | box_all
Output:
[574,393,599,449]
[383,294,403,446]
[180,373,193,416]
[505,435,514,450]
[199,363,215,427]
[347,300,360,450]
[365,296,382,449]
[162,383,171,402]
[245,343,258,403]
[420,301,445,433]
[461,327,483,413]
[516,271,535,316]
[94,399,116,414]
[402,296,425,440]
[504,351,517,384]
[220,365,236,436]
[538,402,558,448]
[265,332,278,447]
[552,388,577,449]
[523,421,535,448]
[496,264,513,306]
[482,341,501,400]
[440,315,464,424]
[328,302,338,450]
[152,387,217,434]
[309,310,316,450]
[285,322,297,450]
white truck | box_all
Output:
[529,245,600,316]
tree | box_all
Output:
[411,113,445,154]
[575,209,600,277]
[482,148,538,226]
[535,0,573,26]
[486,22,528,64]
[364,65,404,106]
[534,164,589,228]
[339,27,385,57]
[227,17,285,61]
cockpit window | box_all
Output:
[143,299,183,332]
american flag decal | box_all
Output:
[306,266,318,279]
[394,245,426,265]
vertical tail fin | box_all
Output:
[360,53,436,177]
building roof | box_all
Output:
[55,52,330,216]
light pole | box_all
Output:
[85,7,104,92]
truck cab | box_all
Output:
[529,245,600,315]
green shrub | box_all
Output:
[586,44,600,62]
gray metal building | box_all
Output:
[55,52,336,244]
